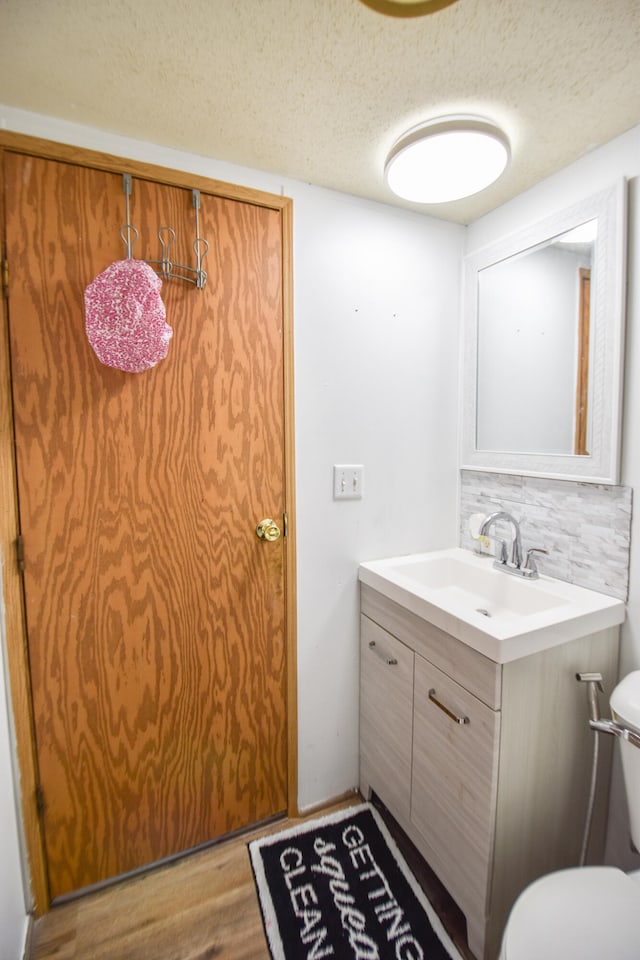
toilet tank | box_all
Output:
[610,670,640,851]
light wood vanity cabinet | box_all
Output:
[360,616,413,822]
[412,655,501,923]
[359,583,619,960]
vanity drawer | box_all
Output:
[411,652,501,917]
[360,615,414,821]
[361,582,501,709]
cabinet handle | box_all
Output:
[428,688,469,725]
[368,640,398,666]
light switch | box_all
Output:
[333,464,364,500]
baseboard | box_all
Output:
[296,787,362,819]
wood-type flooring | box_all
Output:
[28,793,475,960]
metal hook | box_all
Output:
[120,174,138,259]
[119,223,139,260]
[193,237,209,289]
[116,174,209,287]
[192,190,209,289]
[157,227,176,280]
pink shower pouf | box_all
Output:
[84,260,173,373]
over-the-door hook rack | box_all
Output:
[119,173,209,289]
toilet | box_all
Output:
[499,670,640,959]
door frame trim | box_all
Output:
[0,131,298,914]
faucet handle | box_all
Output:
[522,547,548,577]
[473,528,508,563]
[493,537,508,564]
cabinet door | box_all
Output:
[360,616,413,821]
[412,653,500,918]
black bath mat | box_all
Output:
[249,802,463,960]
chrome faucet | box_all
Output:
[479,511,522,567]
[479,511,547,578]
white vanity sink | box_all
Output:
[359,547,625,663]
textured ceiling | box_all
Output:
[1,0,639,223]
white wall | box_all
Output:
[0,106,462,919]
[0,570,29,960]
[294,187,461,803]
[466,123,640,870]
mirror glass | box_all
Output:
[462,181,626,483]
[476,219,596,456]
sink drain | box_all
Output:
[476,608,491,617]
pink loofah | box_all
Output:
[84,260,173,373]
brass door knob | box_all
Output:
[256,518,281,542]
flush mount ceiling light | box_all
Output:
[359,0,460,16]
[385,116,510,204]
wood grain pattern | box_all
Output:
[28,796,360,960]
[411,653,501,927]
[360,584,501,709]
[359,616,414,822]
[487,626,619,960]
[5,153,288,899]
[0,151,50,913]
[280,197,298,819]
[0,130,289,212]
[359,585,620,960]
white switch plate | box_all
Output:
[333,464,364,500]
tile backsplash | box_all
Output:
[459,470,632,601]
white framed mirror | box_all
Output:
[461,180,627,483]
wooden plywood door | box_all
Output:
[4,153,288,899]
